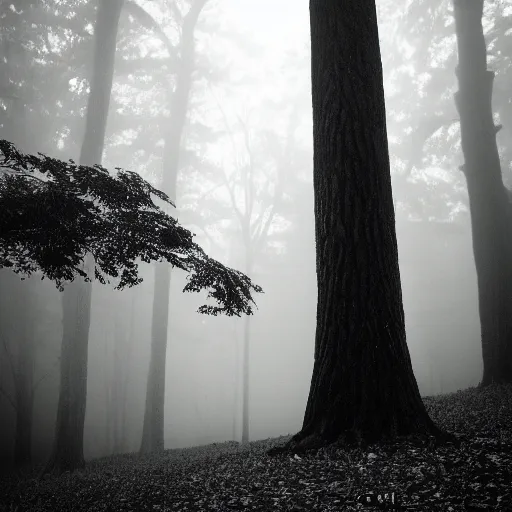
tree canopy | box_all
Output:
[0,139,262,316]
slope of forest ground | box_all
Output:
[1,384,511,512]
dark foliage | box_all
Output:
[0,140,262,315]
[0,385,511,511]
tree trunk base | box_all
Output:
[479,377,512,388]
[267,426,461,456]
[37,451,85,479]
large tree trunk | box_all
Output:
[140,0,208,455]
[453,0,512,386]
[43,0,123,475]
[271,0,451,454]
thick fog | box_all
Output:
[2,0,503,468]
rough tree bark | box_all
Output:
[453,0,512,386]
[140,0,208,454]
[43,0,124,475]
[270,0,454,454]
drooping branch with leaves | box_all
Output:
[0,139,262,316]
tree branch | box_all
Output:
[32,358,60,393]
[0,334,16,384]
[208,86,247,228]
[0,384,16,410]
[123,0,176,59]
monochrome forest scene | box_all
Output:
[0,0,511,510]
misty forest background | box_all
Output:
[0,0,510,471]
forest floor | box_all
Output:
[1,383,511,512]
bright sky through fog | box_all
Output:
[197,1,311,172]
[223,0,309,52]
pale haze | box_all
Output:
[0,0,485,469]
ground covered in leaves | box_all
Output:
[1,384,511,511]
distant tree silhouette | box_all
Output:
[137,0,210,456]
[453,0,512,386]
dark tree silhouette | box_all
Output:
[453,0,512,386]
[0,139,261,312]
[269,0,456,454]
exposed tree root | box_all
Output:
[267,426,462,456]
[267,433,325,456]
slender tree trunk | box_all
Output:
[241,315,250,443]
[453,0,512,386]
[104,299,126,456]
[43,0,124,475]
[271,0,452,454]
[241,248,252,444]
[111,307,125,454]
[231,320,238,441]
[13,279,35,469]
[237,105,294,444]
[140,0,208,455]
[121,290,136,453]
[104,332,112,455]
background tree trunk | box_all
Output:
[272,0,451,453]
[241,250,252,443]
[111,309,126,454]
[0,8,41,470]
[43,0,124,475]
[13,278,35,469]
[453,0,512,386]
[120,291,136,453]
[104,333,112,455]
[231,319,238,441]
[241,316,250,443]
[140,0,208,455]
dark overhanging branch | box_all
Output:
[0,139,262,316]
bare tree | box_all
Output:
[134,0,210,455]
